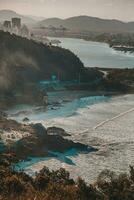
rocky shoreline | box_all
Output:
[0,113,97,161]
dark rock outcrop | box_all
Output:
[12,131,95,159]
[23,117,30,123]
[32,123,47,138]
[47,126,71,137]
[0,115,97,160]
[0,117,97,159]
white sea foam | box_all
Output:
[10,94,134,182]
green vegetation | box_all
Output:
[0,30,103,86]
[108,33,134,48]
[0,30,84,90]
[107,68,134,88]
[0,30,103,108]
[0,30,132,109]
[84,33,134,53]
[0,154,134,200]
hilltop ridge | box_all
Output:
[37,15,134,33]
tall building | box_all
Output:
[0,23,2,30]
[3,21,11,31]
[21,25,30,38]
[12,18,21,29]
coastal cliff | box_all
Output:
[0,31,102,108]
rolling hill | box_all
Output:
[37,15,134,33]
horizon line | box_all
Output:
[0,9,133,23]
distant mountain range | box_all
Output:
[26,15,46,21]
[1,10,134,33]
[0,10,36,24]
[37,15,134,33]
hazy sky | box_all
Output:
[0,0,134,21]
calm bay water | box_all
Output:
[49,37,134,68]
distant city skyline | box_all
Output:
[0,0,134,21]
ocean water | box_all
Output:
[7,94,109,122]
[49,37,134,68]
[2,37,134,183]
[7,93,134,182]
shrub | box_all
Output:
[5,175,26,195]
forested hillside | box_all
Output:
[0,31,102,107]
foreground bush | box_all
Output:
[0,155,134,200]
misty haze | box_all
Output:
[0,1,134,200]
